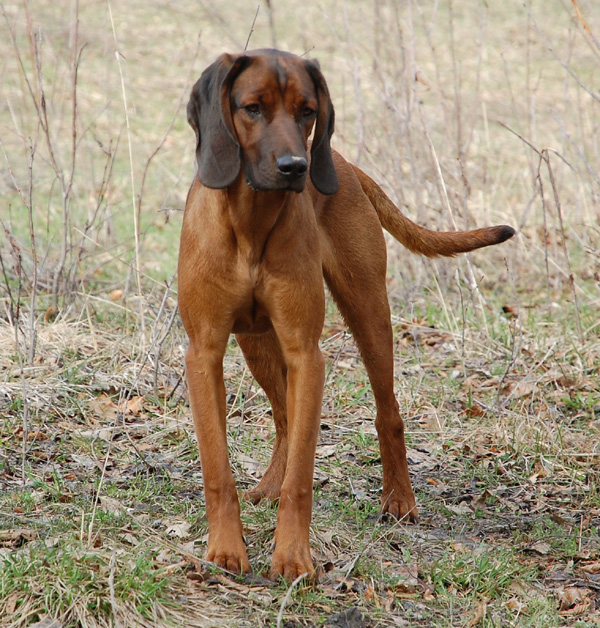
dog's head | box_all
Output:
[187,49,338,195]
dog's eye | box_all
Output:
[244,104,260,116]
[302,107,315,118]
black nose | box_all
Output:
[276,155,308,178]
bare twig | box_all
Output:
[525,3,600,104]
[276,572,309,628]
[107,0,146,340]
[137,35,202,222]
[422,121,490,335]
[150,274,179,392]
[499,122,585,343]
[265,0,278,49]
[51,0,83,306]
[543,148,583,344]
[109,552,122,628]
[244,5,261,51]
[535,154,553,308]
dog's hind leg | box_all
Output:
[236,330,289,503]
[321,204,418,522]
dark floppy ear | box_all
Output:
[305,59,338,195]
[187,54,251,188]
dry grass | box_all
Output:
[1,1,600,626]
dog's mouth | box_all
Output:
[245,176,260,192]
[244,174,306,194]
[243,157,308,194]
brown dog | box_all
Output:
[178,49,514,581]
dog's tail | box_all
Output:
[352,165,515,257]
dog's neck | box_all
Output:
[223,175,293,266]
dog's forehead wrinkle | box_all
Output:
[271,58,289,94]
[234,58,315,110]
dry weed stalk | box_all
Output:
[541,148,583,344]
[106,0,145,341]
[499,121,585,345]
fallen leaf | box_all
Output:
[506,380,536,399]
[29,619,63,628]
[505,598,525,612]
[88,395,117,422]
[464,402,485,418]
[4,591,19,615]
[165,521,191,538]
[581,561,600,574]
[119,532,139,546]
[156,548,173,564]
[0,528,36,547]
[526,541,552,556]
[364,584,378,603]
[27,430,48,441]
[161,559,188,576]
[76,428,114,441]
[508,580,546,602]
[121,396,144,415]
[100,496,125,515]
[466,601,487,627]
[401,326,453,348]
[179,540,197,554]
[316,444,338,458]
[71,454,100,470]
[549,512,569,526]
[237,453,261,476]
[557,586,592,615]
[405,448,433,465]
[473,490,493,509]
[318,529,335,545]
[384,590,395,612]
[390,562,419,593]
[445,503,473,516]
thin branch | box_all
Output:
[543,148,583,344]
[107,0,146,340]
[498,122,585,343]
[276,572,309,628]
[52,1,84,305]
[525,2,600,104]
[535,154,553,308]
[137,35,202,221]
[244,5,260,51]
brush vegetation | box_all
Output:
[1,1,599,626]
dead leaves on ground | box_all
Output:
[87,393,148,423]
[0,528,36,548]
[2,316,599,627]
[557,586,593,617]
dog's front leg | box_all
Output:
[185,342,250,574]
[270,346,325,581]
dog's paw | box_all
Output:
[270,540,315,582]
[381,493,419,523]
[245,461,285,504]
[206,543,251,575]
[245,483,281,505]
[245,469,284,504]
